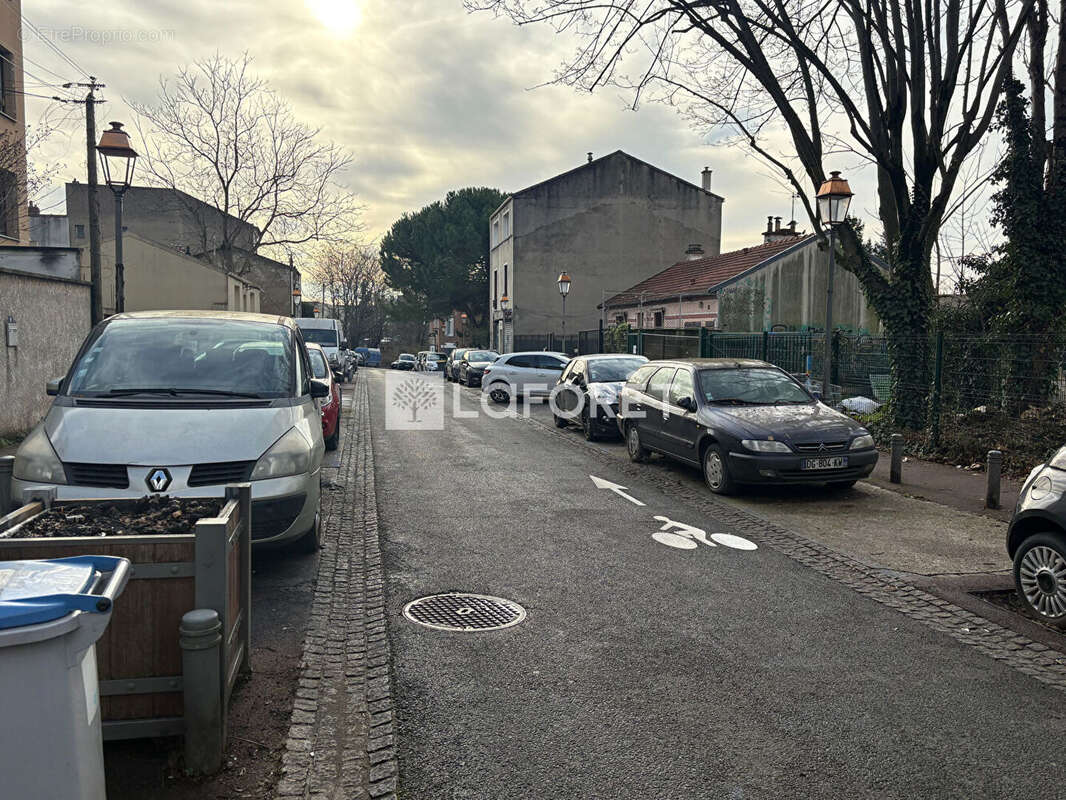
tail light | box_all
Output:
[483,367,492,374]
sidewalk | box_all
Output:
[866,449,1023,523]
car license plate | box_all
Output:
[801,456,848,470]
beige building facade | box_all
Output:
[0,0,29,245]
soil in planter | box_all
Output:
[13,496,224,538]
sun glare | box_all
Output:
[304,0,363,35]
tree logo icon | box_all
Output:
[385,372,444,430]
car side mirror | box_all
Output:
[678,396,697,412]
[310,378,331,399]
[46,378,62,396]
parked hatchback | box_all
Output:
[306,343,341,451]
[1007,446,1066,625]
[445,348,470,382]
[457,350,500,387]
[551,354,647,439]
[481,351,569,403]
[616,359,877,494]
[11,311,328,551]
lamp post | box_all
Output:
[557,271,571,353]
[96,122,137,313]
[815,171,853,403]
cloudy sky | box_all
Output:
[23,0,893,256]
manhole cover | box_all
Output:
[403,593,526,632]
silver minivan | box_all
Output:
[11,311,328,551]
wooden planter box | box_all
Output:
[0,484,252,743]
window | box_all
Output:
[233,285,240,310]
[653,310,665,328]
[697,367,812,405]
[536,354,566,370]
[502,211,510,239]
[503,264,508,296]
[588,357,647,383]
[615,313,627,324]
[646,367,676,401]
[669,369,695,407]
[0,47,15,120]
[75,224,85,239]
[307,348,329,379]
[627,364,657,388]
[493,271,498,308]
[0,169,16,238]
[492,219,499,246]
[637,312,645,328]
[446,317,454,336]
[507,354,538,369]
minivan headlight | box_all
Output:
[850,434,875,450]
[742,439,791,453]
[13,427,67,484]
[251,427,312,480]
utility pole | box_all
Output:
[58,80,106,325]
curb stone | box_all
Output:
[505,395,1066,691]
[276,375,399,798]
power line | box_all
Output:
[20,15,91,81]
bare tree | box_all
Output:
[471,0,1033,427]
[130,53,361,275]
[306,243,389,347]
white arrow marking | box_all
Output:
[590,475,646,506]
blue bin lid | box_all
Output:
[0,559,99,630]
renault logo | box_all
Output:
[145,468,172,493]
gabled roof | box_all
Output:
[604,235,814,307]
[100,230,262,289]
[491,150,725,217]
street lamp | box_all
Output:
[96,122,138,313]
[500,294,512,353]
[815,171,853,403]
[557,271,571,352]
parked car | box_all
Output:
[481,351,570,403]
[391,353,417,370]
[616,358,878,495]
[306,343,341,451]
[458,349,500,387]
[10,311,328,551]
[551,354,648,439]
[445,348,471,382]
[1007,447,1066,625]
[355,346,382,367]
[421,352,448,372]
[294,317,344,373]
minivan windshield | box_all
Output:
[67,318,296,399]
[588,357,647,383]
[697,367,812,405]
[466,351,498,362]
[300,328,339,346]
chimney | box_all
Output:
[789,220,797,233]
[774,216,782,232]
[685,243,705,260]
[762,214,805,244]
[766,216,773,234]
[587,152,593,163]
[701,167,713,192]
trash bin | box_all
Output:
[0,555,130,800]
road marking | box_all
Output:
[652,515,758,552]
[590,475,646,506]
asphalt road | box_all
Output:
[370,370,1066,799]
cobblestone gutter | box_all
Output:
[276,375,398,799]
[518,410,1066,692]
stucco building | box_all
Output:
[65,183,298,315]
[0,0,29,245]
[604,225,880,334]
[488,151,724,352]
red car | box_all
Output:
[307,343,341,450]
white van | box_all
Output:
[294,317,343,368]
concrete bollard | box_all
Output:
[986,450,1003,510]
[0,456,13,514]
[890,434,904,484]
[180,608,223,776]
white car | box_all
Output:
[481,351,569,403]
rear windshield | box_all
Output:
[466,351,498,361]
[400,354,416,360]
[307,348,329,379]
[588,357,647,383]
[67,318,295,399]
[697,367,812,405]
[300,327,339,346]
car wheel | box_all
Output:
[1014,532,1066,625]
[702,445,735,495]
[296,512,321,554]
[582,408,598,442]
[554,413,569,428]
[489,385,510,404]
[325,424,340,451]
[827,480,857,490]
[626,424,648,463]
